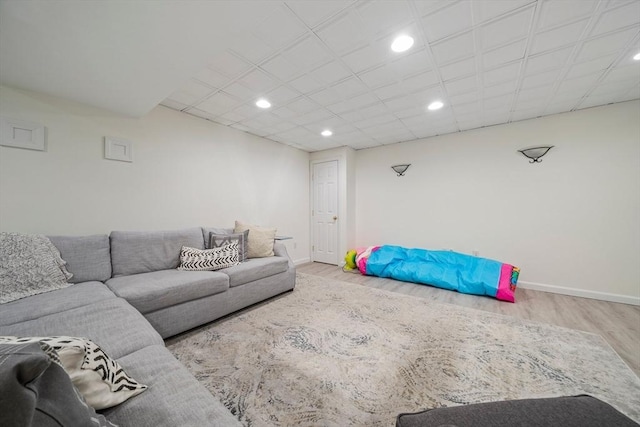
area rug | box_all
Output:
[166,273,640,426]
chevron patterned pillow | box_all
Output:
[178,242,239,271]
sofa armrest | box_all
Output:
[273,242,296,272]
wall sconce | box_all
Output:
[518,146,554,163]
[391,164,411,176]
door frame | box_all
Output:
[310,158,341,265]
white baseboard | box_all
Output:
[518,281,640,306]
[293,257,311,266]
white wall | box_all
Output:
[0,85,310,264]
[356,101,640,304]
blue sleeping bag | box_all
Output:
[363,245,511,299]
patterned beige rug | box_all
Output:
[166,273,640,426]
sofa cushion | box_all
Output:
[110,228,204,276]
[0,342,116,427]
[221,256,288,288]
[48,235,112,283]
[102,345,242,427]
[395,395,638,427]
[0,298,163,360]
[0,281,116,327]
[106,269,229,314]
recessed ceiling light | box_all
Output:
[633,52,640,61]
[256,99,271,109]
[427,100,444,111]
[321,130,333,137]
[391,35,414,53]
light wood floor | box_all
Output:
[297,262,640,377]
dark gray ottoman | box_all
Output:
[396,395,638,427]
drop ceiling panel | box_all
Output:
[421,1,473,42]
[152,0,639,152]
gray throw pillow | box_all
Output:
[209,231,249,262]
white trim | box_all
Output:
[293,257,311,266]
[518,281,640,306]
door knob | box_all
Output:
[333,216,338,220]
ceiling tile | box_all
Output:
[207,51,252,79]
[261,54,301,82]
[217,111,247,123]
[308,60,352,85]
[482,39,527,69]
[478,7,534,50]
[228,33,277,64]
[576,28,639,61]
[525,47,573,75]
[252,4,309,50]
[483,61,521,86]
[196,92,242,116]
[530,19,589,55]
[330,77,369,99]
[316,10,369,55]
[421,1,473,42]
[565,54,617,80]
[192,67,230,89]
[328,92,378,114]
[167,79,215,105]
[286,0,352,28]
[602,62,640,84]
[286,96,318,114]
[238,69,280,94]
[401,70,440,91]
[536,0,598,30]
[356,0,413,37]
[342,43,391,74]
[290,108,334,126]
[440,57,476,81]
[520,68,561,90]
[590,1,640,36]
[444,75,478,95]
[482,80,517,98]
[472,0,533,24]
[283,35,334,72]
[308,87,343,105]
[288,74,324,94]
[265,85,301,105]
[222,82,255,102]
[431,31,476,65]
[389,49,432,79]
[358,64,398,88]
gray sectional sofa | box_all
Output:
[0,227,296,426]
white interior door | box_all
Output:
[312,160,339,265]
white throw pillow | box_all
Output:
[178,242,239,271]
[0,336,147,410]
[234,221,277,258]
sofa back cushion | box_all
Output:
[110,228,204,276]
[48,235,111,283]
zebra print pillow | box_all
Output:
[178,242,239,271]
[0,336,147,410]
